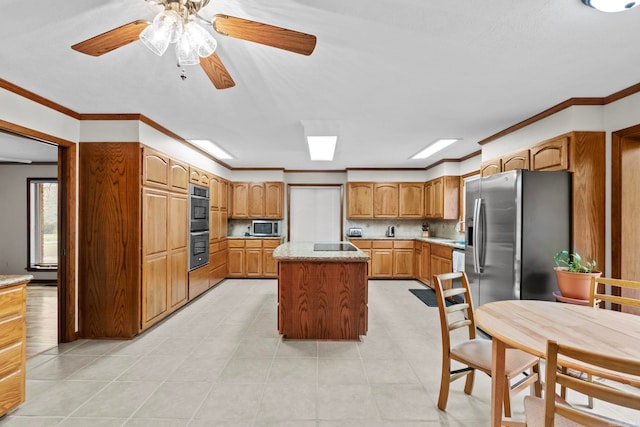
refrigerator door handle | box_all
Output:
[473,198,483,273]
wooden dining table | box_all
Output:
[475,299,640,427]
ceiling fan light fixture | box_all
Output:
[139,10,182,55]
[581,0,638,12]
[176,30,200,65]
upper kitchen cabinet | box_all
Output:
[142,147,189,193]
[530,135,569,171]
[219,179,229,211]
[398,183,424,218]
[501,149,530,172]
[347,182,374,218]
[425,176,460,219]
[373,183,399,217]
[189,166,210,186]
[231,181,284,219]
[480,158,502,177]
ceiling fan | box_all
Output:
[71,0,317,89]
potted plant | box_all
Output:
[553,250,601,300]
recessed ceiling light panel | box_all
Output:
[188,139,233,159]
[410,138,460,160]
[581,0,638,12]
[307,135,337,161]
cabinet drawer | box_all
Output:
[0,370,24,415]
[350,240,371,249]
[0,317,23,349]
[209,242,220,253]
[372,240,393,249]
[262,239,281,249]
[0,287,24,320]
[227,239,245,248]
[393,240,414,249]
[219,239,227,250]
[210,250,226,269]
[0,343,22,379]
[245,240,263,248]
[430,243,452,259]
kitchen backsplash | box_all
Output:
[228,220,252,237]
[345,218,465,241]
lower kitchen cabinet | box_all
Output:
[350,240,372,277]
[0,280,27,416]
[418,242,431,285]
[371,241,393,277]
[392,240,414,277]
[227,239,281,278]
[430,243,453,289]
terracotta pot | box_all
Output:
[554,267,602,301]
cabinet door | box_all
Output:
[424,181,434,217]
[143,148,169,189]
[373,183,399,217]
[399,183,424,218]
[189,167,202,185]
[169,159,189,193]
[142,188,169,326]
[480,159,502,177]
[393,249,414,277]
[501,149,530,172]
[264,182,284,218]
[143,189,168,257]
[347,182,374,218]
[169,248,188,309]
[228,247,245,276]
[210,176,220,209]
[219,211,228,240]
[248,183,265,218]
[168,193,188,250]
[142,255,168,326]
[245,248,263,276]
[371,249,393,277]
[232,183,249,218]
[432,178,444,218]
[530,136,569,171]
[420,242,431,284]
[219,179,229,211]
[209,209,221,241]
[262,248,278,277]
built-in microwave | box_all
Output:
[251,220,280,237]
[189,184,209,232]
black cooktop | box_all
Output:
[313,243,357,252]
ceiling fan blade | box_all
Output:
[71,20,149,56]
[200,53,236,89]
[213,14,316,56]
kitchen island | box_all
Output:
[272,242,369,340]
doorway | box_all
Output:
[287,185,343,242]
[612,124,640,314]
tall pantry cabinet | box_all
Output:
[79,143,189,338]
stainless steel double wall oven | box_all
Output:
[189,183,210,270]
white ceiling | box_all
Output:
[1,0,639,168]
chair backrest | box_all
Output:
[589,276,640,310]
[543,340,640,427]
[433,271,477,351]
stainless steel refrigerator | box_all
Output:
[464,170,571,306]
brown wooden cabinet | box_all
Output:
[501,149,530,172]
[392,240,414,277]
[350,239,373,277]
[347,182,374,218]
[262,239,280,277]
[79,143,190,338]
[227,240,245,277]
[231,182,284,219]
[399,183,424,218]
[373,183,399,217]
[189,166,210,186]
[530,136,569,171]
[0,280,27,417]
[226,239,281,277]
[480,158,502,177]
[418,242,431,285]
[430,243,453,288]
[425,176,460,219]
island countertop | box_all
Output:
[0,275,34,289]
[273,241,370,262]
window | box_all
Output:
[27,178,58,270]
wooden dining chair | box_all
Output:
[504,339,640,427]
[433,271,542,415]
[560,276,640,408]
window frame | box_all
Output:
[26,177,58,271]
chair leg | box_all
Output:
[587,373,594,409]
[503,380,512,418]
[532,363,542,398]
[560,366,568,400]
[463,369,475,395]
[438,359,451,410]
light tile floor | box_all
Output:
[2,279,635,426]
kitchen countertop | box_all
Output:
[348,236,465,250]
[0,275,34,289]
[273,241,370,262]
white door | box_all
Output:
[289,186,342,242]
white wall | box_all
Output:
[0,164,58,281]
